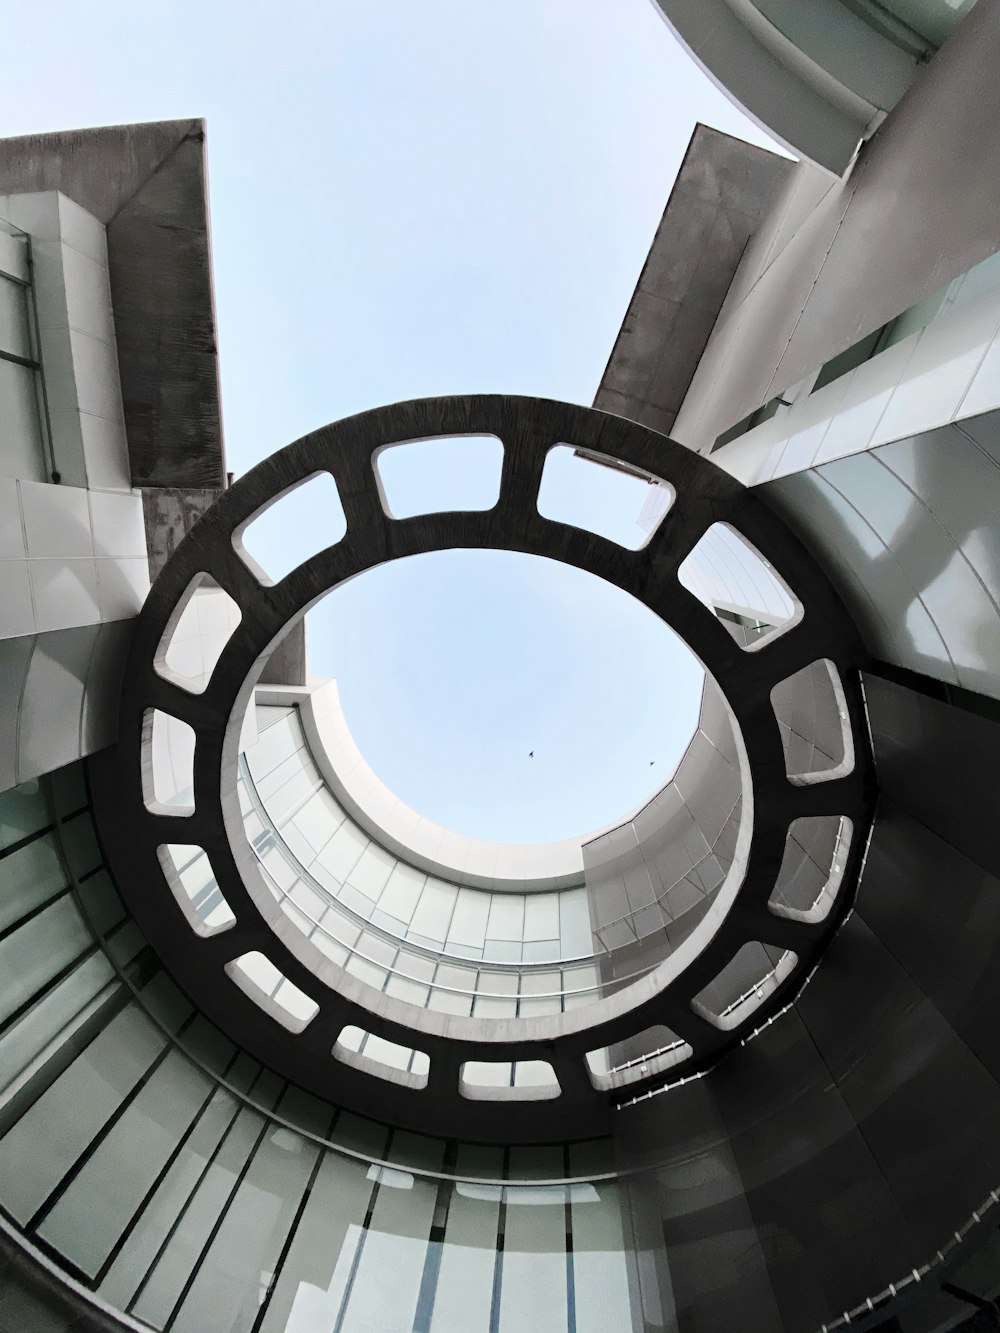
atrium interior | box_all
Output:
[2,3,1000,1330]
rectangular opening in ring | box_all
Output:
[142,710,196,814]
[585,1025,692,1091]
[537,445,673,549]
[678,523,801,649]
[771,659,855,784]
[155,573,242,694]
[691,942,798,1031]
[226,950,319,1032]
[158,843,236,936]
[460,1059,561,1101]
[374,434,503,519]
[235,471,347,583]
[333,1024,430,1090]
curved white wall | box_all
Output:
[648,0,921,173]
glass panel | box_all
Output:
[129,1079,282,1328]
[0,830,68,933]
[523,893,560,942]
[0,777,50,851]
[447,892,490,951]
[246,713,301,785]
[0,998,168,1224]
[347,842,396,902]
[557,895,594,964]
[256,1126,385,1332]
[486,894,524,943]
[499,1148,568,1332]
[77,873,124,943]
[97,1054,264,1310]
[567,1145,633,1333]
[289,788,340,855]
[337,1133,444,1331]
[426,1146,502,1332]
[59,811,102,879]
[169,1088,327,1333]
[0,895,92,1030]
[318,820,369,883]
[0,951,116,1100]
[36,1047,211,1277]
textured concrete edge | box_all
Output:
[88,395,876,1141]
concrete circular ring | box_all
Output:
[89,395,876,1142]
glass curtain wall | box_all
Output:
[0,764,638,1333]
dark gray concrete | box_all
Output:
[0,120,225,489]
[140,486,225,583]
[88,395,873,1142]
[594,125,792,436]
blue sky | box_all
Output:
[5,0,783,842]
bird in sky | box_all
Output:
[528,751,534,758]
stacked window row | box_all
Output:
[244,706,595,964]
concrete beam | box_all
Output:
[594,125,792,437]
[0,120,225,489]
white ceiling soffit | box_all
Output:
[647,0,920,174]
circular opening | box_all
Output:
[304,549,705,843]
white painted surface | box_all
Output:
[715,280,1000,487]
[0,195,150,647]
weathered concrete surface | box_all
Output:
[594,125,792,437]
[141,486,225,583]
[672,2,1000,449]
[89,394,873,1143]
[0,120,225,489]
[258,620,307,686]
